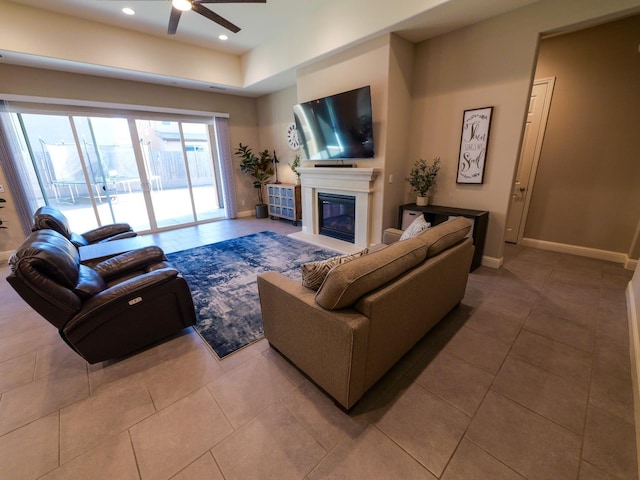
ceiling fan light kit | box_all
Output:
[172,0,192,11]
[167,0,267,36]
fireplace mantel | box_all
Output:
[289,167,379,251]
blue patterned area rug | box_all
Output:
[166,231,338,359]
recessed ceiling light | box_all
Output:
[122,7,135,15]
[218,34,228,41]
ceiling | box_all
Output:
[2,0,543,96]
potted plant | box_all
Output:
[236,143,274,218]
[289,154,301,184]
[406,157,441,206]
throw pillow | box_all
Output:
[301,248,369,291]
[399,215,430,241]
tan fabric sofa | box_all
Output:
[257,217,474,410]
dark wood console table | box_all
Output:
[398,203,489,271]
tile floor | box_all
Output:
[0,217,637,479]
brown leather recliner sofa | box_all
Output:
[7,229,196,364]
[31,205,136,248]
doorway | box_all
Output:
[505,77,555,244]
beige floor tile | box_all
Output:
[0,412,59,480]
[0,367,89,435]
[492,355,588,434]
[541,278,601,309]
[578,461,620,480]
[262,346,307,386]
[0,352,35,393]
[413,350,494,416]
[130,387,233,480]
[60,374,156,463]
[218,338,267,372]
[466,391,581,480]
[481,288,536,319]
[153,328,205,362]
[524,309,595,353]
[171,453,225,480]
[441,438,526,480]
[459,306,524,349]
[0,322,61,364]
[281,381,362,450]
[88,344,163,393]
[213,402,326,480]
[34,341,88,379]
[40,431,139,480]
[533,297,597,331]
[375,382,471,477]
[208,354,295,428]
[442,325,511,375]
[143,345,225,410]
[582,405,638,479]
[308,425,435,479]
[0,314,24,340]
[511,330,592,386]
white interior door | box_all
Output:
[505,77,555,243]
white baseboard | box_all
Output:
[521,237,637,270]
[626,280,640,479]
[482,255,503,269]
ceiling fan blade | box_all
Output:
[192,3,241,33]
[168,7,181,35]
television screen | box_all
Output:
[293,86,374,160]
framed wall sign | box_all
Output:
[457,106,493,184]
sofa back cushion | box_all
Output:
[416,217,471,258]
[315,237,428,310]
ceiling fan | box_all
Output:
[167,0,266,35]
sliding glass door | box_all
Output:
[10,110,225,234]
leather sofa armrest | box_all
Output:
[81,223,134,243]
[92,246,167,281]
[67,267,180,328]
[382,228,403,244]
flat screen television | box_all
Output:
[293,86,374,160]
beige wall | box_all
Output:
[408,0,640,264]
[0,63,263,253]
[255,34,416,238]
[255,86,299,185]
[527,14,640,257]
[385,35,416,230]
[0,1,242,89]
[295,35,391,244]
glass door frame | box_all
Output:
[10,104,227,234]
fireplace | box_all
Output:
[288,167,379,251]
[318,193,356,243]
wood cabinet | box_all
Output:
[398,203,489,271]
[267,183,301,225]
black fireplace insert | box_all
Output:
[318,193,356,243]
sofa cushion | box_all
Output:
[416,217,472,258]
[399,215,430,241]
[301,248,369,291]
[315,238,428,310]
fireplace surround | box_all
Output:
[288,167,379,251]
